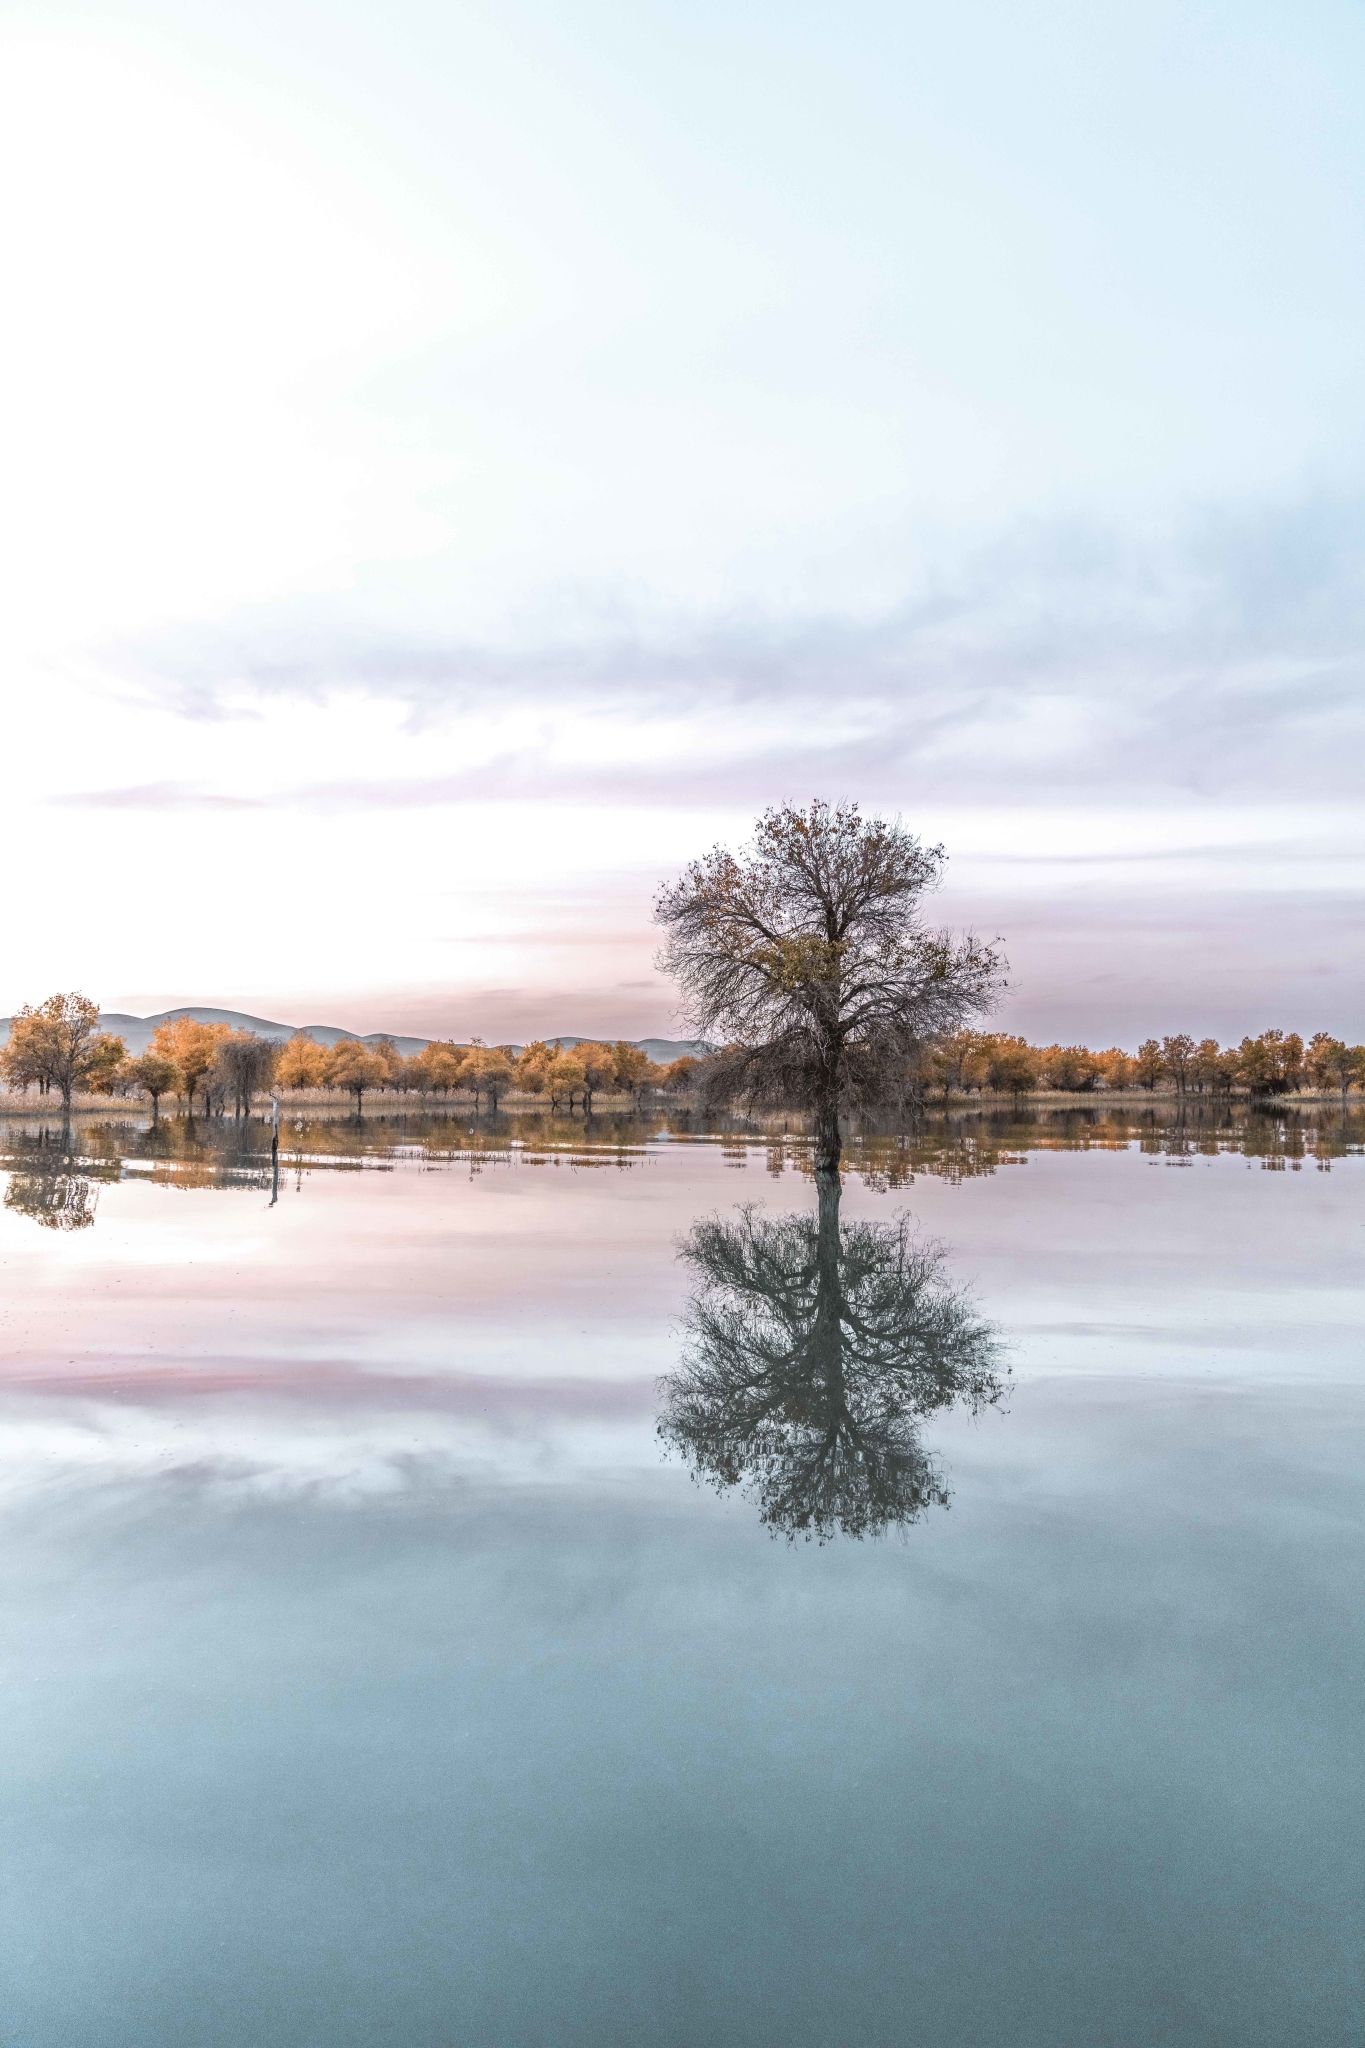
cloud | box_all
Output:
[0,1356,657,1418]
[54,780,262,811]
[30,487,1363,1044]
[105,489,1365,809]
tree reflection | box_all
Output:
[659,1173,1006,1541]
[2,1133,102,1231]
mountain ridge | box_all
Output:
[0,1006,709,1064]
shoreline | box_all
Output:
[0,1086,1359,1120]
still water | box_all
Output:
[1,1106,1361,2047]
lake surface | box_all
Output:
[1,1105,1361,2047]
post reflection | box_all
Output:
[658,1172,1007,1541]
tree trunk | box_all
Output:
[815,1162,842,1246]
[814,1085,842,1174]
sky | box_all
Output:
[2,0,1362,1045]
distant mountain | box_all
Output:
[0,1007,710,1063]
[544,1035,709,1062]
[80,1009,432,1059]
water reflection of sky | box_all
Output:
[0,1111,1361,2044]
[1,1111,1359,1505]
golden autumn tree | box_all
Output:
[1039,1048,1096,1097]
[464,1045,515,1109]
[415,1041,465,1095]
[275,1033,329,1090]
[612,1041,652,1101]
[1189,1039,1225,1095]
[575,1042,618,1112]
[928,1029,982,1099]
[960,1035,992,1093]
[0,1015,46,1095]
[1038,1044,1100,1092]
[1,994,123,1111]
[326,1038,387,1112]
[1306,1032,1361,1104]
[1134,1040,1164,1091]
[1235,1029,1303,1098]
[126,1050,179,1118]
[396,1051,427,1095]
[982,1035,1037,1096]
[1160,1033,1195,1094]
[370,1036,403,1090]
[516,1041,553,1096]
[84,1033,130,1096]
[546,1049,587,1108]
[1096,1048,1135,1090]
[149,1017,229,1115]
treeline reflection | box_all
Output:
[802,1102,1365,1187]
[1,1102,1361,1232]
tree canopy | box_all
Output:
[655,799,1003,1166]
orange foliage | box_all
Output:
[275,1034,329,1090]
[148,1017,229,1112]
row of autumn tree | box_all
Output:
[3,994,1362,1115]
[0,995,700,1113]
[270,1030,699,1110]
[926,1027,1364,1100]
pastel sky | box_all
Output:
[3,0,1362,1044]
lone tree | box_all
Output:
[655,800,1003,1170]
